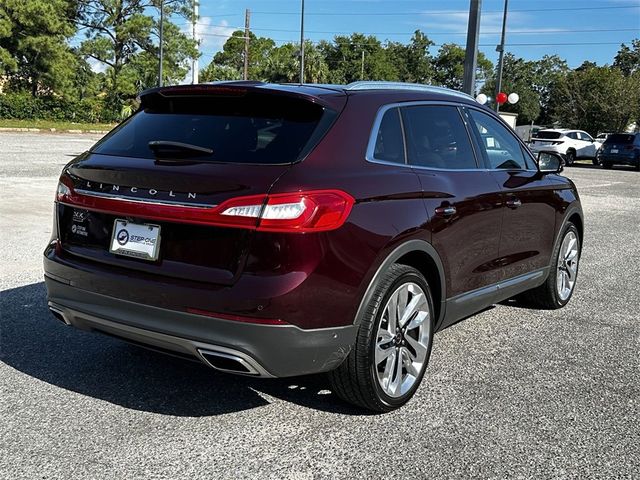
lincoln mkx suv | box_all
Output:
[44,81,583,412]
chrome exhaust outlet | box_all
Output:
[197,348,264,376]
[48,303,71,326]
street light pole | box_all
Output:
[462,0,482,95]
[158,0,164,87]
[192,0,199,84]
[495,0,509,112]
[299,0,305,84]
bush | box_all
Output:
[0,92,120,123]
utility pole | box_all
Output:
[462,0,482,95]
[299,0,305,83]
[158,0,164,87]
[244,9,250,81]
[192,0,199,84]
[361,51,365,80]
[495,0,508,111]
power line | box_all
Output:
[247,5,640,16]
[183,24,640,37]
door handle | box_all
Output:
[506,197,522,209]
[435,206,457,217]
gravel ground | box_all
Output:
[1,132,638,479]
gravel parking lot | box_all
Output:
[1,132,638,479]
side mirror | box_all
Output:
[537,151,564,174]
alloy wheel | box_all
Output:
[374,282,431,398]
[557,230,579,301]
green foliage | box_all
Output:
[613,39,640,76]
[433,43,493,92]
[548,65,640,134]
[0,0,78,95]
[212,30,275,80]
[0,91,119,123]
[77,0,197,108]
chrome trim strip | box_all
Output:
[74,189,216,209]
[345,82,474,100]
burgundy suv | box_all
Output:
[44,81,583,411]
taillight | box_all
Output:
[220,190,354,232]
[56,174,354,233]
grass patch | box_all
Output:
[0,118,116,132]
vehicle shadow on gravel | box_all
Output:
[0,282,368,417]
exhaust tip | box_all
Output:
[48,305,71,325]
[198,349,260,375]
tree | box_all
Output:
[482,53,569,124]
[386,30,434,83]
[548,65,640,134]
[433,43,493,92]
[613,39,640,76]
[200,64,241,82]
[77,0,197,107]
[212,30,274,80]
[319,34,398,84]
[0,0,78,95]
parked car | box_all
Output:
[597,133,640,170]
[44,81,583,412]
[595,132,613,144]
[528,128,602,165]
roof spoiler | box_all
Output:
[138,82,343,109]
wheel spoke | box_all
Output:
[397,285,408,322]
[405,334,428,363]
[565,237,577,257]
[399,292,424,328]
[375,343,394,365]
[405,311,426,332]
[386,294,398,334]
[389,348,403,395]
[381,350,396,390]
[565,248,578,261]
[403,347,420,377]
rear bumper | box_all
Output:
[44,275,356,378]
[598,155,638,166]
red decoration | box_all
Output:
[496,92,508,105]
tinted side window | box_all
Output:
[373,108,405,164]
[567,132,578,140]
[579,132,593,142]
[468,109,530,170]
[401,105,476,169]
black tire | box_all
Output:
[601,161,612,169]
[592,157,600,166]
[565,150,576,166]
[518,223,580,309]
[328,264,434,412]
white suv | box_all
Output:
[528,129,602,165]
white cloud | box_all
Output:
[87,57,108,74]
[180,17,237,83]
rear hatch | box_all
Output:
[56,84,345,285]
[530,131,564,147]
[601,133,638,157]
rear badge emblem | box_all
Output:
[116,229,130,245]
[73,209,88,222]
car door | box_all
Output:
[464,107,558,281]
[399,103,504,299]
[578,131,597,157]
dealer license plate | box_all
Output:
[109,219,161,261]
[611,149,618,153]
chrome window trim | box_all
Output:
[74,189,216,209]
[365,100,483,171]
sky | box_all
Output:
[183,0,640,71]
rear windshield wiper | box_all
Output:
[148,140,213,156]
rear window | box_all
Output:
[92,93,335,164]
[535,131,562,139]
[604,134,636,144]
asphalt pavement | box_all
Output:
[0,132,638,479]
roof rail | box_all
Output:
[345,81,474,99]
